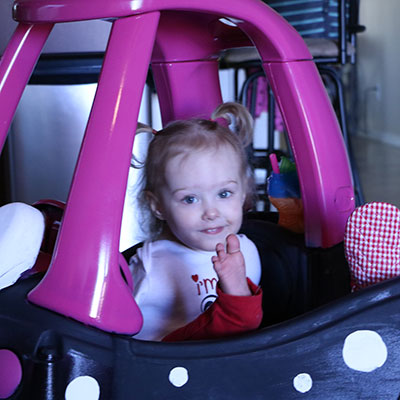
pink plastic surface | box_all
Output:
[13,0,311,61]
[264,60,355,246]
[0,349,22,398]
[0,23,53,153]
[27,12,161,334]
[0,0,355,333]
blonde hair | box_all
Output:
[134,102,255,238]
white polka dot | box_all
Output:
[342,330,387,372]
[169,367,189,387]
[65,376,100,400]
[293,373,312,393]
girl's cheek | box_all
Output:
[175,205,196,217]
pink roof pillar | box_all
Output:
[28,12,160,334]
[151,12,224,124]
[0,23,53,152]
[263,61,355,247]
[152,61,222,124]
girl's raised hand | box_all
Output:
[211,234,251,296]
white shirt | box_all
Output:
[129,234,261,341]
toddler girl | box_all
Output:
[129,102,263,341]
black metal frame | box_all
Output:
[28,52,104,85]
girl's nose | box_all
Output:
[202,205,219,221]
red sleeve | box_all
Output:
[162,278,263,342]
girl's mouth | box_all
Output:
[201,227,224,235]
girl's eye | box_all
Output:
[219,190,232,199]
[182,196,198,204]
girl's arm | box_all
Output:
[162,278,262,342]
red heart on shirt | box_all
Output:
[191,274,199,282]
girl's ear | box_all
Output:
[146,191,165,220]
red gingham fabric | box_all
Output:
[344,202,400,291]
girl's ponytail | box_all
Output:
[211,102,253,147]
[131,122,155,169]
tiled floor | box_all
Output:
[351,135,400,208]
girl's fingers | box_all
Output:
[215,242,224,252]
[215,242,226,259]
[226,234,240,254]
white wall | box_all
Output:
[357,0,400,146]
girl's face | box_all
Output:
[149,146,246,252]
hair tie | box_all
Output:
[211,117,229,128]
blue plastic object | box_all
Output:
[268,171,301,198]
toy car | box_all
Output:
[1,0,398,399]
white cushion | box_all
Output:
[0,203,44,290]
